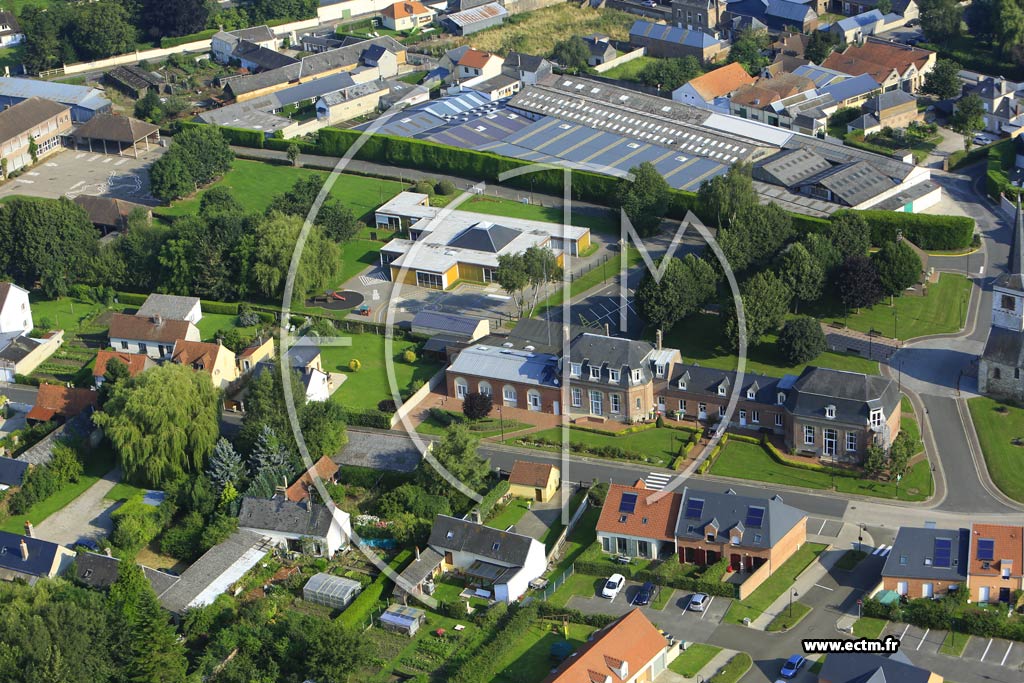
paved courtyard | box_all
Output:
[0,146,164,204]
[32,467,122,547]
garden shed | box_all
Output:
[379,603,426,636]
[302,573,362,610]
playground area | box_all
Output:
[306,290,371,316]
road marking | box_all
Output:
[818,519,827,534]
[981,638,993,662]
[486,294,510,300]
[87,155,101,162]
[700,596,713,619]
[115,159,127,166]
[102,157,112,164]
[26,171,39,176]
[44,163,57,167]
[1000,642,1012,666]
[917,628,929,650]
[75,153,85,159]
[645,473,671,490]
[17,179,33,184]
[899,624,911,641]
[871,545,892,557]
[813,583,834,591]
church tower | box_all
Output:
[980,197,1024,399]
[991,196,1024,332]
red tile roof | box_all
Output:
[686,62,756,101]
[285,456,340,502]
[969,523,1023,577]
[543,609,667,683]
[821,40,934,85]
[93,350,152,378]
[382,0,430,18]
[26,384,98,422]
[509,460,555,488]
[170,340,226,373]
[596,482,680,543]
[459,48,495,69]
[730,72,816,108]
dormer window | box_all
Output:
[717,384,727,397]
[570,363,581,377]
[825,405,836,419]
[590,366,601,381]
[777,392,786,405]
[655,363,665,377]
[746,388,755,400]
[609,369,620,383]
[632,369,642,383]
[678,379,687,390]
[706,533,715,542]
[870,408,883,428]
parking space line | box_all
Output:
[701,596,714,619]
[817,519,827,534]
[87,155,100,162]
[75,153,85,159]
[813,583,834,591]
[980,638,993,662]
[115,159,127,166]
[899,624,910,641]
[1000,642,1012,666]
[917,629,929,650]
[102,157,112,163]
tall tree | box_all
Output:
[919,0,963,42]
[125,578,188,682]
[635,253,716,331]
[550,36,590,71]
[94,363,221,487]
[522,245,562,315]
[496,251,530,318]
[921,58,964,100]
[139,0,210,39]
[637,56,703,91]
[951,93,986,148]
[251,212,340,303]
[725,270,791,348]
[996,0,1024,61]
[149,152,193,203]
[727,28,770,75]
[207,437,245,492]
[98,358,131,406]
[69,3,137,61]
[804,30,839,64]
[777,316,826,365]
[171,125,234,187]
[616,162,670,236]
[834,256,883,310]
[696,162,757,229]
[237,360,307,454]
[826,212,871,261]
[307,619,370,683]
[417,424,490,501]
[872,239,922,296]
[778,242,824,312]
[248,425,290,478]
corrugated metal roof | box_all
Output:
[0,77,110,110]
[446,2,508,27]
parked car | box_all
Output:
[780,655,807,678]
[975,133,993,145]
[634,581,658,606]
[601,573,626,599]
[688,592,709,611]
[71,538,100,552]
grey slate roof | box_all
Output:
[569,332,655,382]
[819,652,933,683]
[411,310,482,338]
[629,20,724,48]
[285,336,321,369]
[819,74,880,104]
[868,89,916,113]
[765,0,816,22]
[504,51,548,74]
[233,40,299,71]
[238,497,338,538]
[448,344,559,386]
[230,25,276,43]
[799,160,896,206]
[0,531,61,578]
[17,416,90,467]
[670,363,785,405]
[75,551,180,596]
[447,223,520,252]
[784,366,900,426]
[0,335,42,364]
[397,546,444,588]
[981,326,1024,367]
[848,113,880,131]
[881,527,969,582]
[136,293,199,322]
[428,514,534,566]
[675,487,806,549]
[753,147,833,188]
[158,529,266,614]
[0,456,28,487]
[995,197,1023,289]
[503,318,592,355]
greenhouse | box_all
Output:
[302,573,362,610]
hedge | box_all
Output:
[265,137,318,154]
[762,437,859,479]
[987,139,1022,200]
[200,299,240,315]
[159,28,217,48]
[697,434,728,474]
[537,601,618,627]
[835,209,975,250]
[861,596,1024,642]
[336,549,411,630]
[477,480,510,519]
[116,291,148,306]
[949,143,993,170]
[180,120,264,149]
[448,604,540,683]
[341,407,392,429]
[568,422,656,437]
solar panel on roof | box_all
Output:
[685,498,704,519]
[620,492,638,514]
[745,506,765,528]
[934,538,952,568]
[977,538,995,561]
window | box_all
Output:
[655,363,665,377]
[610,394,621,413]
[120,340,128,350]
[777,392,786,405]
[698,402,707,415]
[503,385,517,405]
[824,428,837,456]
[138,342,148,355]
[870,409,883,428]
[455,378,468,399]
[751,410,759,424]
[706,533,716,542]
[825,405,836,419]
[718,405,725,417]
[478,381,492,397]
[632,369,642,383]
[746,388,755,399]
[571,387,582,407]
[416,271,443,289]
[635,397,642,410]
[775,414,783,427]
[678,378,687,390]
[590,390,603,415]
[804,425,815,445]
[617,537,627,554]
[846,432,857,452]
[717,384,726,396]
[570,363,582,377]
[609,369,620,383]
[602,536,612,552]
[1001,295,1016,311]
[1017,369,1021,380]
[590,366,601,381]
[994,368,1002,380]
[528,390,541,411]
[678,400,686,413]
[638,540,650,557]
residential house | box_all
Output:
[0,456,28,489]
[456,49,503,82]
[882,526,969,598]
[72,195,152,234]
[671,0,728,30]
[284,455,339,503]
[543,609,674,683]
[313,81,389,126]
[772,31,810,61]
[380,1,436,31]
[502,52,553,86]
[107,312,200,359]
[26,384,98,425]
[0,97,71,172]
[672,62,756,111]
[0,531,75,583]
[237,337,274,374]
[507,461,560,503]
[0,11,22,47]
[284,336,332,402]
[75,551,181,597]
[762,0,819,33]
[16,414,92,466]
[0,332,63,383]
[300,34,347,53]
[582,35,616,67]
[170,340,238,390]
[815,73,881,111]
[0,77,111,123]
[92,349,155,387]
[980,200,1024,400]
[848,89,920,134]
[448,345,560,411]
[830,10,885,43]
[211,26,284,68]
[597,481,682,560]
[0,282,32,347]
[819,651,941,683]
[237,497,351,558]
[441,3,508,36]
[729,72,818,125]
[628,20,728,62]
[136,294,202,324]
[821,38,935,93]
[964,76,1024,136]
[835,0,919,19]
[967,523,1023,604]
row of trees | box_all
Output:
[923,0,1024,67]
[149,126,235,203]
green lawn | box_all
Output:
[852,617,886,639]
[723,543,828,625]
[598,56,658,81]
[901,415,921,453]
[710,652,752,683]
[939,631,969,657]
[669,643,722,677]
[493,621,595,683]
[0,45,24,71]
[104,481,149,503]
[546,573,603,608]
[901,394,913,414]
[836,549,868,571]
[967,397,1024,503]
[710,440,934,502]
[335,238,388,286]
[550,505,600,577]
[650,585,673,610]
[486,498,531,530]
[662,312,879,377]
[811,273,971,340]
[194,312,260,343]
[29,295,131,383]
[156,159,406,221]
[460,195,619,235]
[415,411,531,439]
[765,601,812,631]
[515,425,693,468]
[321,333,441,411]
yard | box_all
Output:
[514,425,694,468]
[669,643,722,677]
[967,397,1024,503]
[852,617,886,639]
[321,332,442,411]
[599,56,659,82]
[492,621,596,683]
[709,440,934,502]
[28,295,131,383]
[195,312,261,343]
[722,543,828,625]
[485,498,531,531]
[415,409,532,439]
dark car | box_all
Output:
[71,538,100,552]
[634,582,658,606]
[780,655,806,678]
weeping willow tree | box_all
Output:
[94,363,221,487]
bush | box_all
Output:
[348,359,361,371]
[412,179,435,196]
[342,407,391,428]
[201,300,240,315]
[337,550,412,629]
[448,604,540,683]
[587,482,609,506]
[838,209,975,250]
[462,392,492,420]
[160,28,217,48]
[377,399,397,413]
[110,497,170,553]
[477,480,511,519]
[537,601,618,627]
[115,291,148,306]
[435,179,456,195]
[238,304,261,327]
[402,349,417,363]
[777,316,826,365]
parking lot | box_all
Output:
[0,146,163,204]
[881,621,1024,669]
[806,517,844,538]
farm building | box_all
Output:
[302,573,362,609]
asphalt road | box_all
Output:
[0,382,41,406]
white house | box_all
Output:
[671,62,756,112]
[380,1,436,32]
[0,282,32,347]
[0,11,24,48]
[136,293,202,324]
[286,337,333,402]
[211,26,280,65]
[237,497,351,559]
[107,312,201,360]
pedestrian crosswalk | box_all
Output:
[870,544,893,557]
[644,472,673,490]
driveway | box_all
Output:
[31,467,122,546]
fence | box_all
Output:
[390,366,446,428]
[539,563,576,602]
[545,494,590,565]
[593,47,646,74]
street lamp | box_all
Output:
[498,405,505,443]
[859,524,865,552]
[790,589,798,616]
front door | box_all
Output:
[553,401,560,416]
[979,586,991,603]
[698,403,707,420]
[535,488,543,502]
[739,409,746,426]
[999,587,1011,603]
[824,428,837,457]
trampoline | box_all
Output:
[306,290,365,311]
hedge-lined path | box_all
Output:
[31,466,122,547]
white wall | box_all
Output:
[0,283,32,342]
[109,338,176,359]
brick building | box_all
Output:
[881,526,969,598]
[967,523,1023,604]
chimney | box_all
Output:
[23,521,32,538]
[105,547,113,557]
[415,546,421,560]
[656,329,663,350]
[19,538,28,561]
[604,322,610,337]
[152,314,162,325]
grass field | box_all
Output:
[710,652,753,683]
[515,425,693,467]
[195,312,261,343]
[836,549,868,571]
[662,313,879,377]
[710,440,934,502]
[105,480,148,503]
[811,273,971,340]
[321,333,441,411]
[669,643,722,677]
[766,601,812,631]
[550,506,600,577]
[416,412,531,438]
[967,397,1024,503]
[599,56,659,81]
[493,621,595,683]
[546,572,603,608]
[486,498,531,530]
[852,617,886,639]
[157,159,406,221]
[723,544,827,626]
